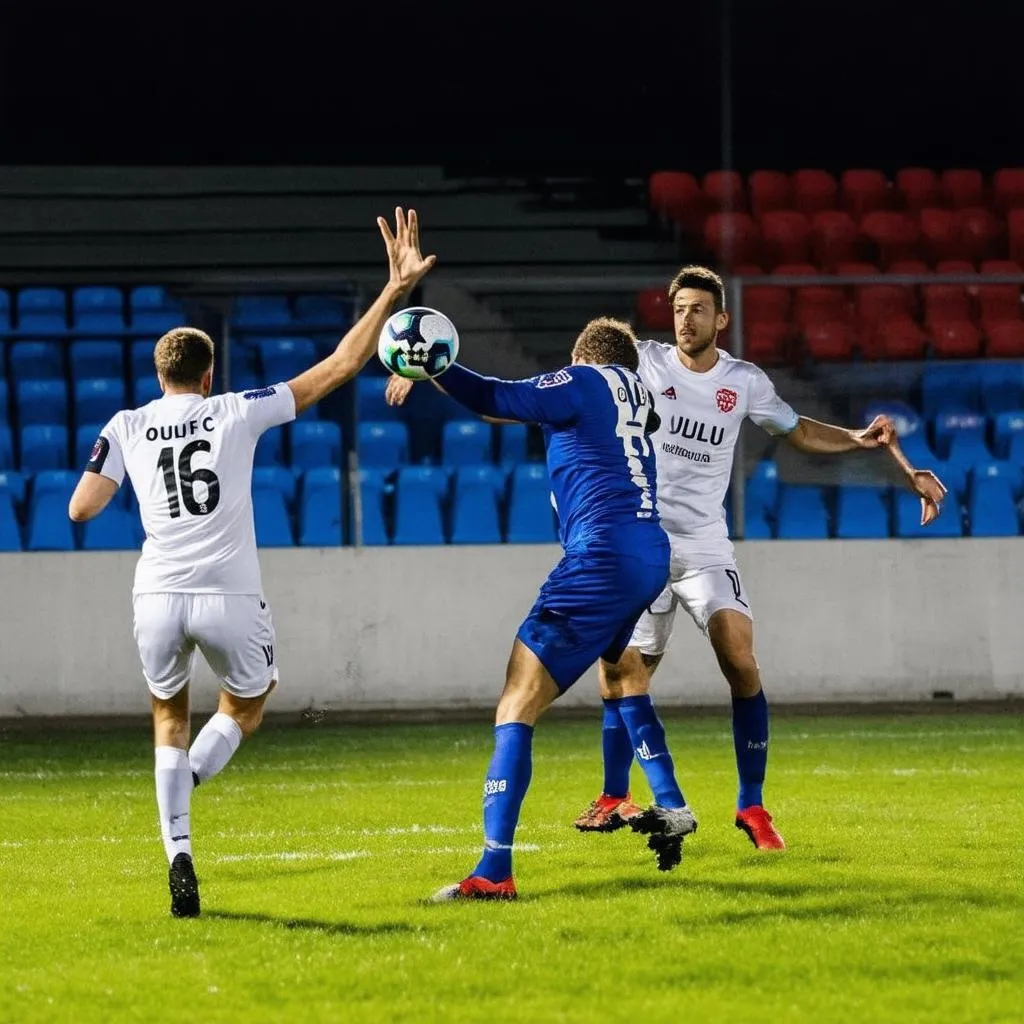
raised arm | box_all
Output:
[286,208,437,415]
[784,414,895,454]
[384,373,521,425]
[434,364,581,426]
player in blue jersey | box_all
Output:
[395,318,698,900]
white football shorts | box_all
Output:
[132,593,279,700]
[628,547,753,657]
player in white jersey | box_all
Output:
[574,265,947,848]
[67,207,436,917]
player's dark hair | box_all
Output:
[668,265,726,312]
[572,317,640,372]
[154,327,215,386]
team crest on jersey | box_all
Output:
[716,387,738,413]
[243,386,277,400]
[661,386,677,399]
[535,369,572,389]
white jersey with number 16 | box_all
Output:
[86,384,296,595]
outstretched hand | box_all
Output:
[909,469,948,526]
[378,207,437,295]
[851,414,896,449]
[385,373,415,407]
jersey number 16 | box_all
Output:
[157,440,221,517]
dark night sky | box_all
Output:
[0,0,1020,172]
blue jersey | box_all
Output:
[439,362,663,552]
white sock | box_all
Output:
[155,746,193,864]
[189,712,243,785]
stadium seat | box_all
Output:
[0,469,26,507]
[744,284,791,324]
[740,505,773,539]
[749,170,791,217]
[253,485,294,546]
[976,260,1021,328]
[835,486,890,539]
[129,286,185,335]
[0,289,9,333]
[993,411,1024,457]
[919,209,965,264]
[19,425,67,472]
[842,169,889,218]
[294,294,353,329]
[130,339,156,382]
[0,426,14,471]
[856,284,913,344]
[10,340,62,382]
[17,379,67,427]
[959,208,1003,264]
[0,380,8,425]
[745,459,779,516]
[507,464,558,543]
[401,385,465,463]
[254,425,286,467]
[1010,434,1024,467]
[72,287,126,334]
[648,171,703,233]
[232,295,293,331]
[922,282,971,328]
[968,478,1020,536]
[393,466,447,545]
[74,424,104,468]
[792,281,847,329]
[993,168,1024,213]
[746,322,790,365]
[894,491,962,537]
[703,170,745,209]
[896,168,939,211]
[0,491,21,550]
[809,211,858,270]
[16,288,67,335]
[75,378,125,425]
[703,212,760,267]
[921,363,981,417]
[133,377,162,408]
[70,341,124,381]
[802,320,854,361]
[356,375,400,421]
[929,320,982,359]
[252,466,297,505]
[358,421,408,467]
[775,485,829,539]
[985,320,1024,359]
[792,169,839,215]
[451,465,505,544]
[81,506,141,550]
[759,211,810,267]
[1009,211,1024,266]
[860,211,921,267]
[258,337,316,381]
[872,315,926,360]
[299,467,344,546]
[498,423,528,467]
[940,169,985,209]
[442,420,492,466]
[27,471,77,551]
[291,420,342,472]
[636,287,673,330]
[353,467,389,545]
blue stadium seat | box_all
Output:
[0,380,8,425]
[253,486,294,546]
[258,337,316,381]
[945,432,993,468]
[896,425,937,466]
[971,461,1021,489]
[252,466,297,505]
[0,470,26,507]
[16,288,67,335]
[507,464,558,543]
[0,426,15,470]
[746,459,779,515]
[0,289,9,333]
[72,287,126,334]
[82,506,141,550]
[979,362,1024,416]
[233,295,294,331]
[17,379,68,427]
[894,491,963,537]
[254,426,286,467]
[27,471,78,551]
[10,340,62,381]
[402,384,465,463]
[353,467,389,545]
[741,507,773,539]
[300,467,343,546]
[931,460,967,499]
[358,421,408,467]
[75,378,125,425]
[229,373,262,396]
[993,411,1024,459]
[129,286,185,332]
[920,363,981,417]
[0,490,21,550]
[969,478,1020,536]
[393,466,447,545]
[835,486,890,539]
[70,341,124,380]
[775,485,830,539]
[451,465,505,544]
[1010,433,1024,467]
[443,420,493,466]
[863,399,922,439]
[498,423,528,467]
[933,412,986,459]
[294,294,353,329]
[130,340,156,382]
[228,337,261,378]
[356,376,400,421]
[291,420,342,472]
[133,377,162,407]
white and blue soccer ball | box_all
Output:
[377,307,459,380]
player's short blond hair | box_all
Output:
[571,317,640,372]
[154,328,215,386]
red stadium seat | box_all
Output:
[922,283,972,327]
[841,169,889,218]
[861,211,922,267]
[896,168,939,211]
[959,207,1004,263]
[810,211,858,270]
[835,262,879,277]
[935,259,975,274]
[636,287,673,331]
[745,322,791,365]
[759,210,810,267]
[940,169,985,209]
[744,284,791,325]
[920,208,965,263]
[873,315,927,360]
[704,170,745,211]
[857,284,913,326]
[792,170,839,215]
[749,170,791,217]
[732,263,764,276]
[1008,209,1024,265]
[888,260,930,275]
[929,319,983,358]
[986,320,1024,357]
[649,171,703,233]
[803,320,855,361]
[771,262,817,277]
[704,212,760,268]
[793,283,848,329]
[976,260,1022,328]
[993,168,1024,212]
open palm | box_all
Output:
[378,207,437,295]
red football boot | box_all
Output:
[431,875,518,902]
[735,805,786,850]
[573,793,643,832]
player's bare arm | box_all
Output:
[68,472,120,523]
[384,371,522,426]
[784,413,896,454]
[882,434,948,525]
[287,207,437,415]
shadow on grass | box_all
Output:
[204,909,421,937]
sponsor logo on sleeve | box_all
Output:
[535,369,573,389]
[84,436,110,473]
[243,386,277,401]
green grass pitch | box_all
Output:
[1,709,1022,1023]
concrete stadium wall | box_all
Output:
[1,540,1022,718]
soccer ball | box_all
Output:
[377,307,460,380]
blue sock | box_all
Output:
[732,690,769,810]
[616,696,686,809]
[601,700,633,798]
[472,723,534,882]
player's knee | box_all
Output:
[600,648,655,699]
